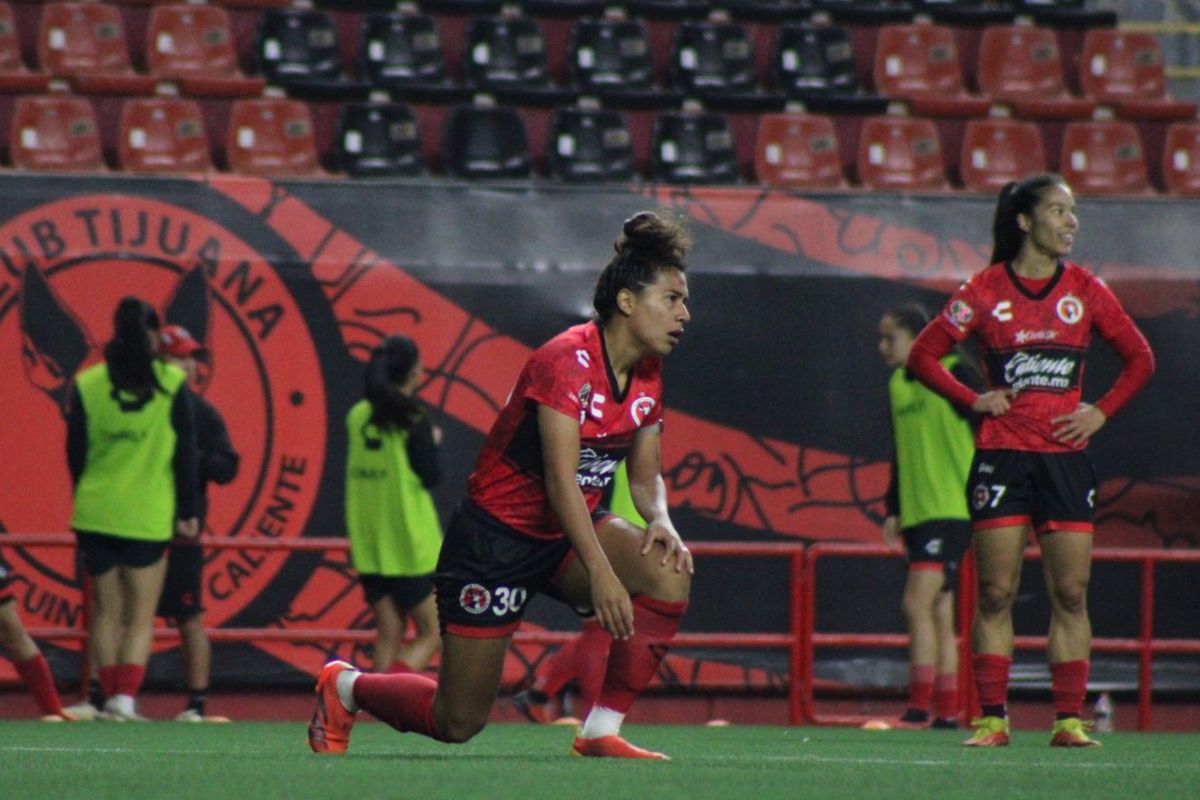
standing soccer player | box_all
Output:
[907,174,1155,747]
[308,211,694,759]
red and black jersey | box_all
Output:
[468,321,664,540]
[933,260,1139,452]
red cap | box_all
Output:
[159,324,203,358]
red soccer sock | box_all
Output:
[596,596,687,714]
[575,619,611,716]
[536,635,583,697]
[1050,659,1089,718]
[974,653,1012,717]
[114,663,146,698]
[14,653,65,715]
[98,665,121,701]
[353,672,447,741]
[908,665,935,713]
[934,671,959,720]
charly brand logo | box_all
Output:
[0,195,326,647]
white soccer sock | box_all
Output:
[335,668,361,713]
[578,705,625,739]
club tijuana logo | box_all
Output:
[0,195,325,647]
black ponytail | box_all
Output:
[989,173,1068,265]
[364,334,423,430]
[884,303,930,338]
[593,211,693,322]
[104,296,162,401]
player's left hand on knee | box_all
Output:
[641,522,694,575]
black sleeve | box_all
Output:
[65,384,87,487]
[197,399,240,486]
[171,386,200,520]
[406,415,442,489]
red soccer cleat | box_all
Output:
[962,716,1010,747]
[571,735,670,760]
[308,660,357,755]
[1050,718,1102,748]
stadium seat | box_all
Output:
[566,13,681,109]
[1162,121,1200,196]
[975,24,1095,120]
[754,112,844,188]
[11,94,104,171]
[333,101,423,177]
[0,2,50,93]
[872,23,991,118]
[253,8,368,100]
[650,108,739,184]
[958,117,1045,193]
[464,14,550,89]
[1059,120,1150,196]
[358,11,450,92]
[117,96,211,174]
[548,105,635,182]
[37,2,157,95]
[1078,29,1198,121]
[226,97,323,177]
[146,4,265,98]
[668,19,756,96]
[856,115,948,191]
[770,23,888,115]
[440,103,532,179]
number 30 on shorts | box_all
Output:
[972,483,1007,511]
[492,586,528,617]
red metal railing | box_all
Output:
[803,542,1200,730]
[2,534,811,725]
[6,534,1197,729]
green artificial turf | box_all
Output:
[2,721,1196,800]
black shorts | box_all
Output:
[966,449,1096,534]
[434,502,577,638]
[157,543,204,625]
[359,574,434,609]
[902,519,971,592]
[75,531,169,576]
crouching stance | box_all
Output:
[309,211,695,759]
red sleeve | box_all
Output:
[1093,319,1155,418]
[524,346,584,420]
[907,322,980,410]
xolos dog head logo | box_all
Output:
[0,195,326,646]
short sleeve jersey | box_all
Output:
[468,321,664,540]
[934,260,1135,452]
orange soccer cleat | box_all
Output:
[1050,717,1102,748]
[308,660,357,755]
[571,734,670,760]
[962,716,1010,747]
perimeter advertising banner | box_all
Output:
[1,174,1196,692]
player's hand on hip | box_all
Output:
[882,516,902,551]
[1051,403,1105,447]
[641,521,694,575]
[973,389,1014,417]
[176,517,199,539]
[591,568,635,640]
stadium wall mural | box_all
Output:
[0,175,1196,693]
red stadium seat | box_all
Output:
[1079,30,1197,122]
[11,94,104,171]
[754,112,845,188]
[118,96,211,174]
[872,23,990,118]
[959,118,1046,193]
[976,24,1094,120]
[856,115,949,191]
[146,4,265,98]
[37,2,157,95]
[0,2,50,93]
[226,98,322,177]
[1059,120,1151,196]
[1162,122,1200,197]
